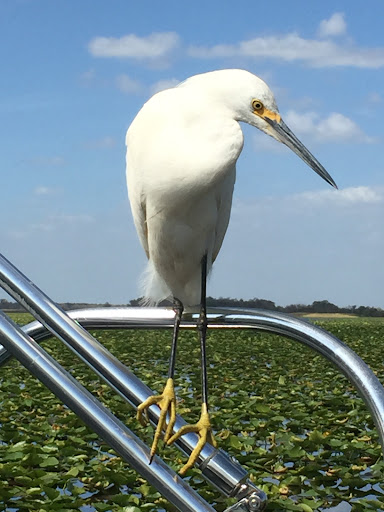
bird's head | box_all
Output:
[187,69,337,189]
[239,70,337,188]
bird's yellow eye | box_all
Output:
[252,99,264,112]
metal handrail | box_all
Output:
[0,310,218,512]
[1,251,384,511]
[3,305,383,451]
[0,253,265,511]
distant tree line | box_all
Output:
[1,297,382,317]
[205,298,384,317]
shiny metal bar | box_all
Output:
[1,251,384,505]
[2,305,383,452]
[0,253,250,498]
[0,310,215,512]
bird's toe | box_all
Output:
[167,403,217,475]
[136,378,177,461]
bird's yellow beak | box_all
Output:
[257,107,281,124]
[263,115,338,189]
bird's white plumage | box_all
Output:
[127,69,336,474]
[126,69,300,306]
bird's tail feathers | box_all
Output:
[139,261,171,306]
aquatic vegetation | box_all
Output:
[0,316,383,510]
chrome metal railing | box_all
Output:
[0,252,383,511]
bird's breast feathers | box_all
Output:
[127,93,244,192]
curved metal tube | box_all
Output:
[0,253,252,499]
[0,310,216,512]
[1,306,384,451]
[0,250,383,509]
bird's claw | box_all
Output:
[136,378,177,461]
[167,403,217,475]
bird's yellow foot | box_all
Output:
[166,403,217,475]
[137,378,176,462]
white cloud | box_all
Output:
[284,110,374,143]
[85,136,116,149]
[88,32,180,60]
[212,188,384,308]
[367,92,382,104]
[188,17,384,68]
[315,113,367,142]
[294,186,383,205]
[318,12,347,38]
[33,186,55,196]
[150,78,180,95]
[116,75,179,96]
[116,74,142,94]
[231,187,383,226]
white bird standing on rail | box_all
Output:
[126,69,337,474]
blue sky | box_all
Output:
[1,0,384,307]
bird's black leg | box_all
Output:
[166,254,217,475]
[197,256,216,449]
[168,297,183,380]
[198,254,209,408]
[137,297,183,464]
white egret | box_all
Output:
[126,69,337,474]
